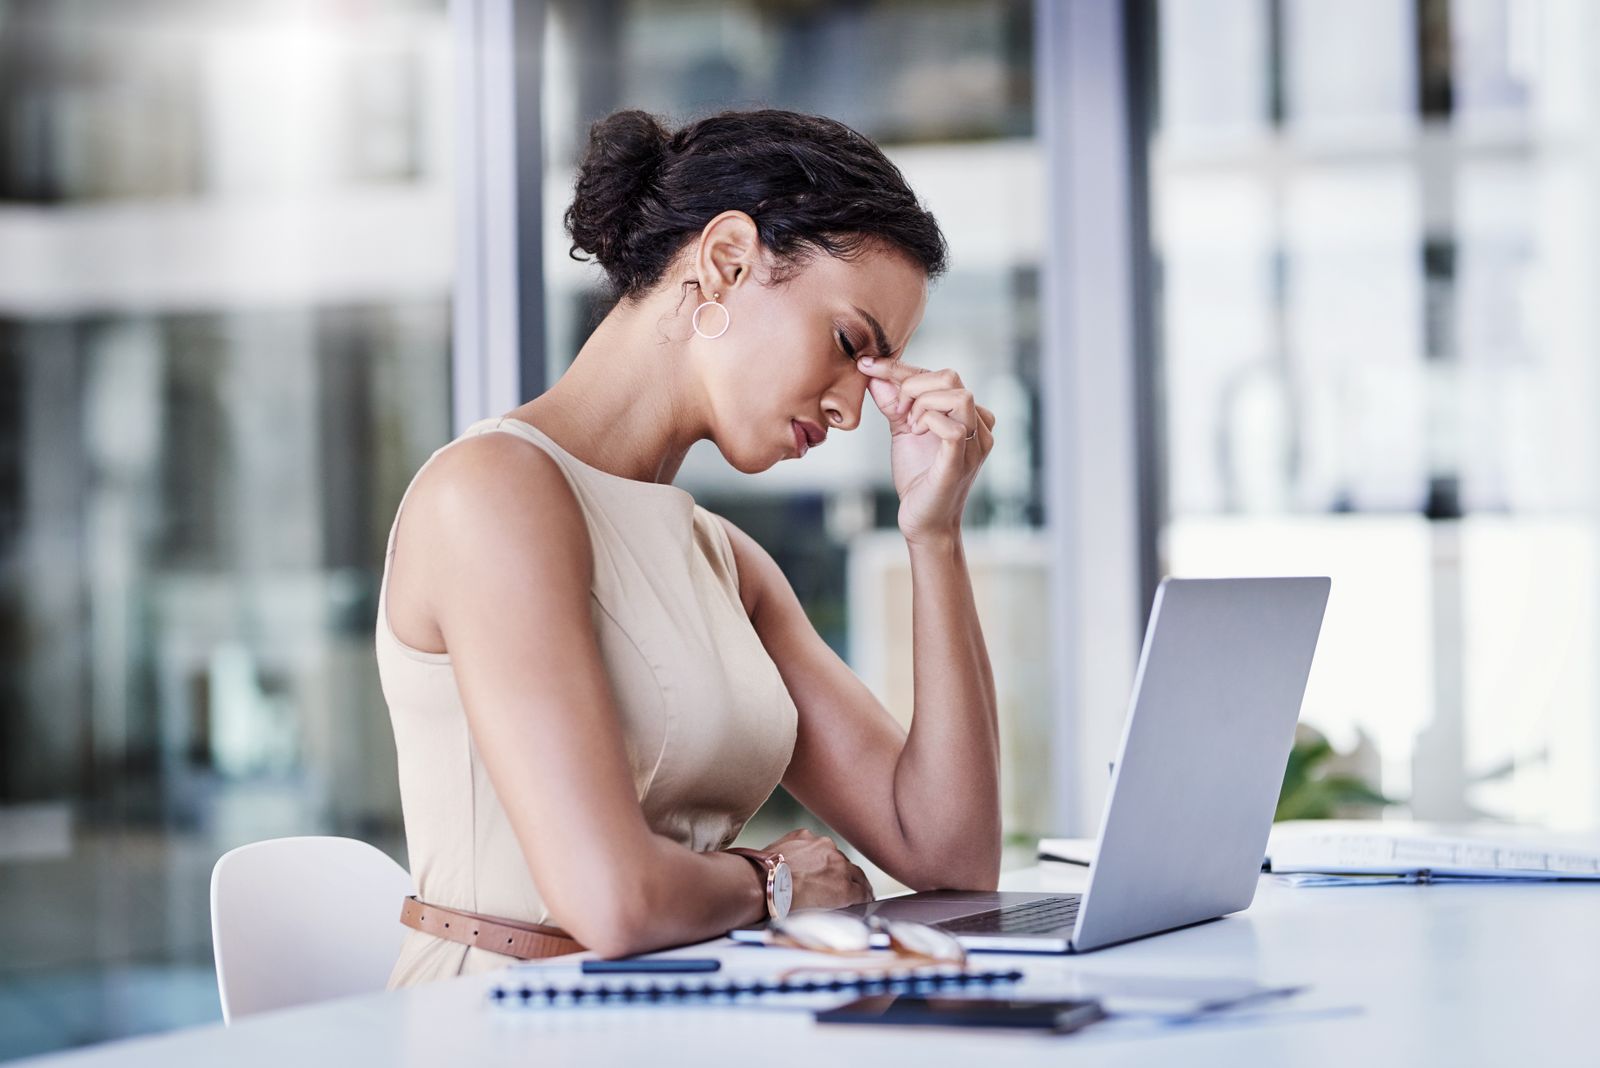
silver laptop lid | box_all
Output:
[1071,576,1330,952]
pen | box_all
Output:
[581,958,723,974]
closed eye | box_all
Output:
[837,329,859,361]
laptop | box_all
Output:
[733,575,1330,954]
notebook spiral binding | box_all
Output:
[489,966,1026,1008]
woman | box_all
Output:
[378,108,1000,987]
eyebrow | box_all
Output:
[851,305,897,359]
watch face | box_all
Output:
[772,861,793,919]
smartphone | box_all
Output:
[815,995,1106,1034]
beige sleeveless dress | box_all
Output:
[376,416,799,988]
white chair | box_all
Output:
[210,836,413,1022]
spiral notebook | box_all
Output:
[488,962,1024,1009]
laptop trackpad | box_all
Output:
[841,890,1056,924]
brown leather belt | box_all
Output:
[399,895,585,960]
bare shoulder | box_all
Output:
[425,430,577,515]
[388,432,592,650]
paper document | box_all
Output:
[1041,824,1600,882]
[1267,832,1600,879]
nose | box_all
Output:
[822,388,863,432]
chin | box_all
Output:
[715,437,782,475]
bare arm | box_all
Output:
[722,520,1000,892]
[898,534,1000,874]
[719,355,1002,891]
[401,436,767,956]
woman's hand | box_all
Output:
[856,356,996,546]
[762,828,874,910]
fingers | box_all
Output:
[859,362,1000,444]
[918,409,972,447]
[907,388,976,436]
[764,827,812,849]
[859,361,964,405]
[847,863,874,903]
[896,368,962,403]
[857,358,925,422]
[863,375,901,421]
[767,828,875,909]
[855,355,913,381]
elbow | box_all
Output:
[582,924,649,961]
[904,863,999,894]
[565,900,650,960]
[951,859,1002,893]
[898,847,1001,894]
[551,874,659,959]
[891,787,1003,892]
[892,812,1002,892]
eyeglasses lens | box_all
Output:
[880,920,967,963]
[772,909,874,952]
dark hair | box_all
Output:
[564,108,949,301]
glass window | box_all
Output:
[0,2,451,1058]
[1149,0,1600,828]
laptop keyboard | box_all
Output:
[936,895,1082,936]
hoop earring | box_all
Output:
[692,292,730,340]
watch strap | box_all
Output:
[724,847,779,871]
[723,847,783,918]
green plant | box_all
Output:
[1275,733,1394,821]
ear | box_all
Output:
[691,211,760,300]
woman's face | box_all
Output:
[694,238,929,474]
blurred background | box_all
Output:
[3,0,1599,1059]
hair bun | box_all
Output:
[564,109,670,289]
[562,107,948,302]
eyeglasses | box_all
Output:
[768,908,967,969]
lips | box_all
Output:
[791,419,826,457]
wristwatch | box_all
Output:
[725,847,793,922]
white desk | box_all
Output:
[20,862,1600,1066]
